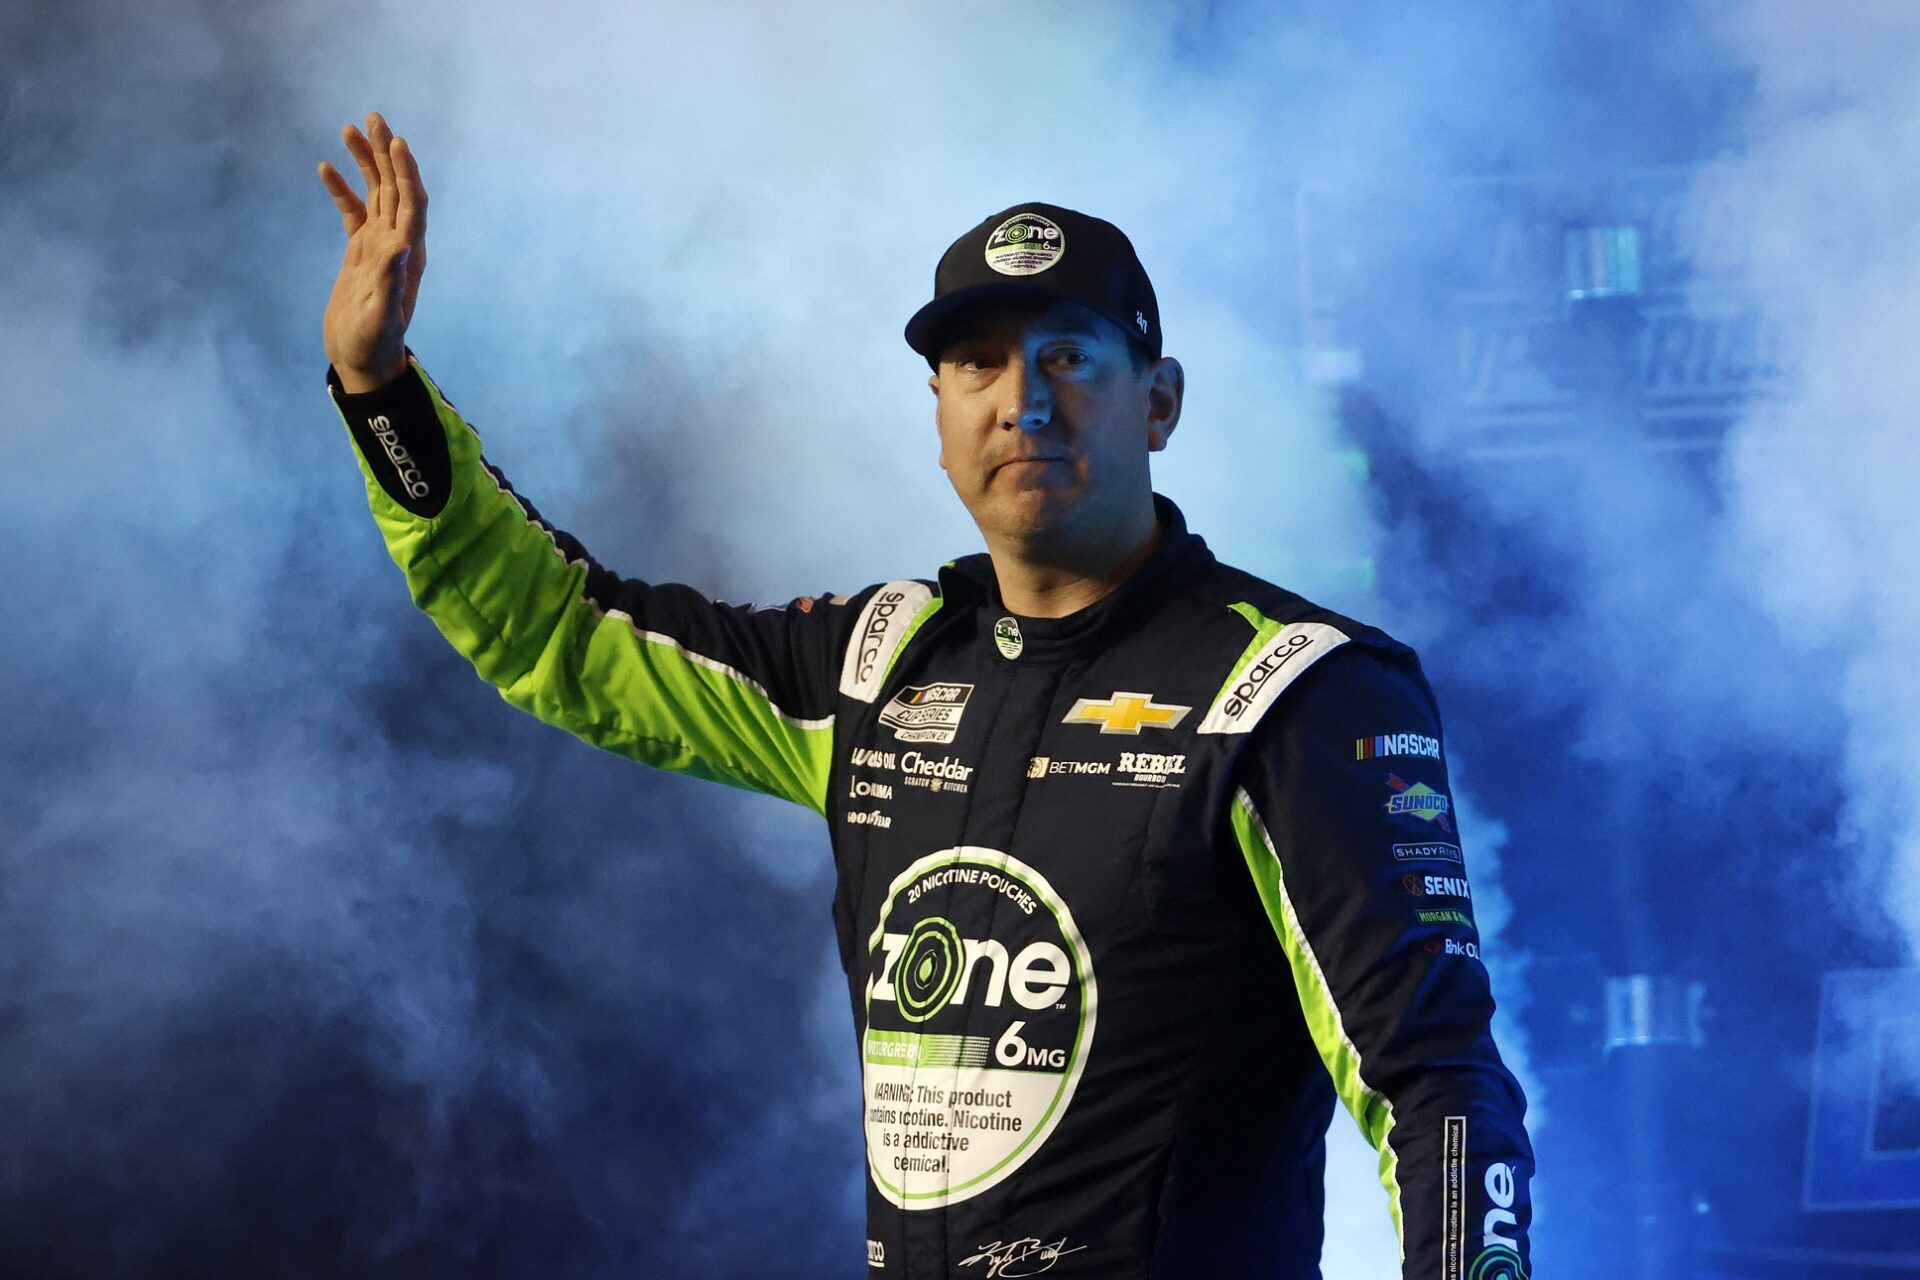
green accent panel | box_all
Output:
[334,360,834,815]
[863,1029,993,1068]
[1204,601,1288,717]
[1231,791,1405,1250]
[880,596,944,688]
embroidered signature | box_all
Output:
[957,1237,1088,1277]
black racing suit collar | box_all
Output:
[936,492,1213,665]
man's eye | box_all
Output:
[1050,349,1091,368]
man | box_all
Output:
[318,112,1534,1279]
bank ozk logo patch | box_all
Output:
[863,847,1096,1209]
[879,682,974,744]
[984,212,1065,276]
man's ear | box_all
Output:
[1145,356,1184,451]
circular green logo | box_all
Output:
[1468,1245,1527,1280]
[862,847,1096,1209]
[895,916,963,1022]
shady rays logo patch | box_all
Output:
[863,848,1096,1209]
[1386,773,1454,833]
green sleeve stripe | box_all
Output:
[338,362,835,816]
[1210,602,1289,709]
[1230,786,1405,1254]
[612,614,832,729]
[878,597,944,689]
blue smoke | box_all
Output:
[3,0,1914,1275]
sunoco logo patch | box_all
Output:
[984,212,1065,276]
[863,848,1095,1209]
[879,682,973,744]
[1385,773,1455,833]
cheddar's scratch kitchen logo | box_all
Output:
[1385,773,1454,833]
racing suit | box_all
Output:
[327,354,1535,1279]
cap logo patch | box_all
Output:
[985,212,1065,276]
[993,615,1025,660]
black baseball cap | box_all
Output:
[903,201,1161,369]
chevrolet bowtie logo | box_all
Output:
[1062,692,1192,735]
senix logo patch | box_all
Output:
[863,848,1095,1210]
[984,212,1065,276]
[1403,872,1472,900]
[880,683,974,745]
[1385,773,1455,833]
[1356,731,1441,761]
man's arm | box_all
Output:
[1228,643,1534,1279]
[317,115,864,814]
[326,353,862,814]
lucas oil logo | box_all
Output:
[879,683,973,744]
[1386,773,1454,833]
[863,848,1095,1210]
[984,212,1065,276]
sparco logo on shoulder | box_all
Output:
[1223,633,1312,719]
[856,590,910,685]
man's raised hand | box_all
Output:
[319,112,427,394]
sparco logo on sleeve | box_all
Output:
[879,683,974,745]
[1197,622,1349,735]
[863,847,1095,1210]
[840,581,935,702]
[366,414,430,499]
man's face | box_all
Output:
[928,296,1182,549]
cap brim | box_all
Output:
[904,280,1089,365]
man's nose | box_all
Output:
[999,358,1051,433]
